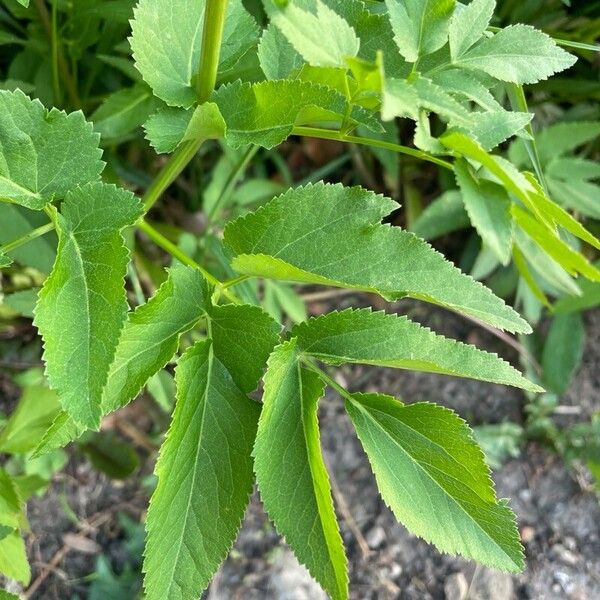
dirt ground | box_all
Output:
[10,305,600,599]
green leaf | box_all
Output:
[534,122,600,164]
[254,339,348,600]
[81,432,139,480]
[3,288,40,319]
[258,24,304,80]
[100,264,210,415]
[542,313,585,395]
[208,304,281,393]
[432,69,502,112]
[35,183,143,428]
[449,0,495,59]
[271,0,359,68]
[34,265,209,455]
[0,251,11,269]
[382,77,419,121]
[553,274,600,315]
[548,179,600,220]
[213,79,381,149]
[546,158,600,182]
[0,89,103,210]
[131,0,259,107]
[386,0,455,62]
[144,340,259,600]
[292,309,540,392]
[0,530,29,584]
[0,588,20,600]
[454,159,513,264]
[411,190,470,240]
[345,394,525,571]
[224,182,531,333]
[454,25,577,85]
[91,84,157,141]
[144,102,226,154]
[0,378,60,454]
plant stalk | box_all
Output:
[292,126,454,171]
[0,222,55,255]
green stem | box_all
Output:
[50,0,61,105]
[143,0,229,214]
[142,139,203,212]
[195,0,228,103]
[292,126,454,171]
[138,220,240,304]
[207,145,259,224]
[221,275,251,289]
[302,356,356,404]
[0,222,55,255]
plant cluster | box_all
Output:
[0,1,599,598]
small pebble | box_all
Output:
[444,572,468,600]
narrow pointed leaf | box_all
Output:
[144,340,259,600]
[292,309,540,392]
[35,183,143,428]
[454,159,513,264]
[224,182,531,333]
[0,90,103,210]
[455,25,577,84]
[254,340,348,600]
[346,394,525,572]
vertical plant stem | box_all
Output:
[195,0,228,103]
[33,0,80,108]
[143,0,229,214]
[50,0,61,105]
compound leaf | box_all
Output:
[224,182,531,333]
[35,183,143,428]
[292,309,540,392]
[346,394,525,572]
[131,0,259,107]
[454,25,577,84]
[0,90,103,210]
[34,265,210,455]
[386,0,455,62]
[254,339,348,600]
[144,340,259,600]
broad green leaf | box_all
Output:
[548,178,600,220]
[91,84,156,141]
[467,111,532,151]
[144,340,259,600]
[144,102,225,154]
[33,264,211,457]
[100,264,210,414]
[258,24,304,80]
[0,530,29,584]
[292,309,540,392]
[454,25,577,85]
[0,378,60,454]
[0,589,20,600]
[413,77,471,126]
[224,182,531,333]
[0,205,56,273]
[553,274,600,314]
[3,288,40,318]
[455,159,513,264]
[0,89,103,210]
[208,304,281,393]
[272,0,359,68]
[546,158,600,182]
[81,432,139,480]
[254,339,348,600]
[131,0,259,107]
[381,78,419,121]
[386,0,456,62]
[449,0,495,59]
[535,122,600,164]
[213,80,381,148]
[542,313,585,395]
[411,190,470,240]
[432,69,502,112]
[35,183,143,428]
[346,394,524,571]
